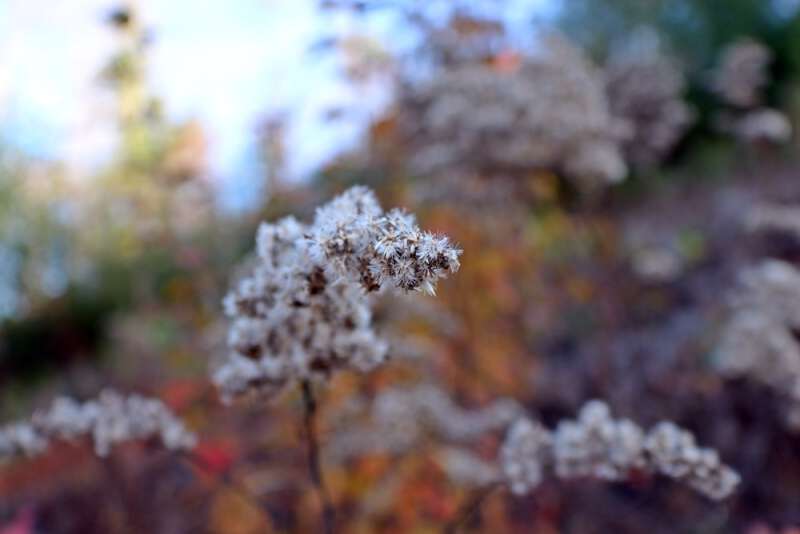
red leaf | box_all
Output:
[193,439,237,475]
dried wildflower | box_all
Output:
[306,188,461,294]
[747,202,800,238]
[0,423,48,459]
[711,39,792,144]
[399,34,627,191]
[716,260,800,428]
[327,385,521,460]
[500,418,552,496]
[214,187,461,402]
[605,44,694,167]
[630,245,684,282]
[499,400,739,501]
[732,108,792,144]
[712,39,772,109]
[411,386,521,442]
[552,400,647,481]
[439,447,501,487]
[644,422,741,501]
[625,222,694,283]
[0,390,196,462]
[729,260,800,322]
[562,139,628,190]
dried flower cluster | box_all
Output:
[747,202,800,238]
[500,400,739,500]
[327,385,521,460]
[713,39,772,109]
[399,35,627,191]
[712,39,792,143]
[0,390,196,461]
[630,245,684,282]
[214,186,461,402]
[624,220,696,283]
[438,447,501,487]
[605,48,694,167]
[716,260,800,428]
[730,108,792,144]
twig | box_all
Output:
[301,379,337,534]
[444,482,501,534]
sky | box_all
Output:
[0,0,554,210]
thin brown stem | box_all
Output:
[444,482,501,534]
[301,379,336,534]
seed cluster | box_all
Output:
[605,45,694,167]
[712,39,792,143]
[500,400,739,501]
[717,260,800,428]
[214,186,461,402]
[326,385,521,460]
[399,34,628,191]
[0,390,196,461]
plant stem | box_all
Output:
[301,379,336,534]
[444,482,501,534]
[99,455,137,534]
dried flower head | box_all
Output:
[710,39,791,144]
[327,385,521,461]
[552,400,647,481]
[500,417,552,496]
[605,43,694,167]
[731,108,792,144]
[712,39,772,109]
[499,400,739,501]
[214,187,461,402]
[439,447,501,487]
[0,390,196,461]
[747,202,800,238]
[0,423,48,460]
[644,422,740,501]
[716,260,800,428]
[399,34,627,191]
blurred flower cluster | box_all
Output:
[501,400,740,500]
[399,34,628,192]
[604,37,695,167]
[326,384,520,460]
[717,260,800,428]
[712,39,792,144]
[0,389,195,461]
